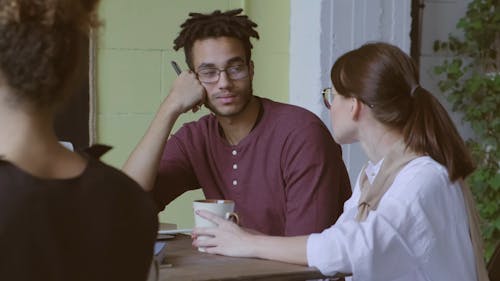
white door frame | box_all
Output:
[289,0,412,185]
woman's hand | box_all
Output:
[191,210,257,258]
[192,210,309,265]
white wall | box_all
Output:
[290,0,412,185]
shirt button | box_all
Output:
[232,150,237,156]
[232,180,238,186]
[233,164,238,170]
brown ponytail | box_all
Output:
[403,86,475,181]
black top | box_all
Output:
[0,146,158,281]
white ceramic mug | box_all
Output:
[193,199,239,252]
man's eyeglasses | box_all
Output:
[321,87,374,109]
[196,64,249,84]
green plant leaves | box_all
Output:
[433,0,500,262]
[489,173,500,190]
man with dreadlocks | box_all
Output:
[124,9,351,236]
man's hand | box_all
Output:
[165,71,206,115]
[122,71,205,191]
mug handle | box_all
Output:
[225,212,239,225]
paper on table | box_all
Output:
[157,233,175,240]
[158,222,177,231]
[157,228,192,235]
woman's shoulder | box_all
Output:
[386,156,458,206]
[81,145,150,196]
[84,157,145,193]
[78,157,158,229]
[391,156,448,186]
[397,156,450,185]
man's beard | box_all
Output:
[206,86,253,117]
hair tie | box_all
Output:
[410,85,420,97]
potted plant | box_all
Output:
[433,0,499,261]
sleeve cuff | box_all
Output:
[307,233,324,269]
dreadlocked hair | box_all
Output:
[173,9,259,69]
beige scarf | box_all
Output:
[356,140,418,221]
[356,140,489,281]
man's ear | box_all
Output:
[248,60,254,79]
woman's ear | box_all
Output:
[350,98,362,121]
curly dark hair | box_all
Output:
[0,0,100,108]
[173,8,259,69]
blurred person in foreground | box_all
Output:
[0,1,157,280]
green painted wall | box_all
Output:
[96,0,290,228]
[245,0,290,103]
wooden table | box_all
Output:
[157,235,327,281]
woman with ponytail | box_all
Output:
[191,42,488,281]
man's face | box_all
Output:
[191,37,254,117]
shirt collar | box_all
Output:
[365,158,384,184]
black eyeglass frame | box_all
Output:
[195,64,250,84]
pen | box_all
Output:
[171,61,182,75]
[170,60,202,112]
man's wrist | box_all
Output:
[159,98,184,121]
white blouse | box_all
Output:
[307,156,477,281]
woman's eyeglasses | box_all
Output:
[322,87,334,109]
[321,87,374,109]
